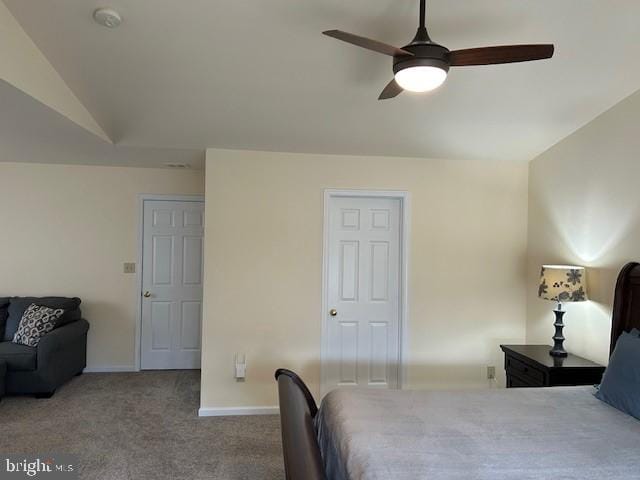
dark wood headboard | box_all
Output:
[610,262,640,355]
[275,369,326,480]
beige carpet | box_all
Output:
[0,371,284,479]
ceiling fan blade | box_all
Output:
[449,44,554,66]
[378,79,403,100]
[323,30,413,57]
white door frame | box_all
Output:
[135,194,205,371]
[321,189,410,395]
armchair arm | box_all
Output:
[37,318,90,362]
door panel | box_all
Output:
[370,241,389,301]
[183,210,203,227]
[323,195,402,394]
[339,241,359,301]
[180,301,202,350]
[182,236,203,285]
[153,209,174,227]
[151,302,171,350]
[369,321,389,383]
[141,199,204,369]
[338,321,358,384]
[152,236,173,285]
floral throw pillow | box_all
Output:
[12,304,65,347]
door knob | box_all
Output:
[143,291,152,298]
[329,308,338,317]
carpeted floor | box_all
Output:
[0,371,284,479]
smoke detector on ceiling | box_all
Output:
[93,8,122,28]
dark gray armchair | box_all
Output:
[0,297,89,398]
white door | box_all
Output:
[323,195,403,393]
[141,199,204,369]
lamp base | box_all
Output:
[549,309,568,357]
[549,347,568,358]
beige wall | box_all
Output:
[201,149,529,410]
[527,90,640,365]
[0,162,204,369]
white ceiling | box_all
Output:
[0,79,204,168]
[3,0,640,165]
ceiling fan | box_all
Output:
[323,0,554,100]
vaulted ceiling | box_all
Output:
[2,0,640,167]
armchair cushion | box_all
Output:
[4,297,81,341]
[0,359,6,397]
[0,341,37,371]
[37,319,90,363]
[0,297,9,341]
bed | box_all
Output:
[276,262,640,480]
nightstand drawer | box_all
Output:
[507,374,541,388]
[501,345,605,389]
[506,355,546,385]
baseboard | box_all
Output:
[83,365,137,373]
[198,406,279,417]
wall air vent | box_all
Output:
[164,163,191,169]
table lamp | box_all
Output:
[538,265,587,357]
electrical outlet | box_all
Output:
[487,366,496,380]
[123,262,136,274]
[235,354,246,379]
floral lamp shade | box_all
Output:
[538,265,587,303]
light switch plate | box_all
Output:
[123,262,136,274]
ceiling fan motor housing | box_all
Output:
[322,0,554,99]
[393,43,451,75]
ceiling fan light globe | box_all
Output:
[394,66,447,93]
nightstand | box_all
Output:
[500,345,605,388]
